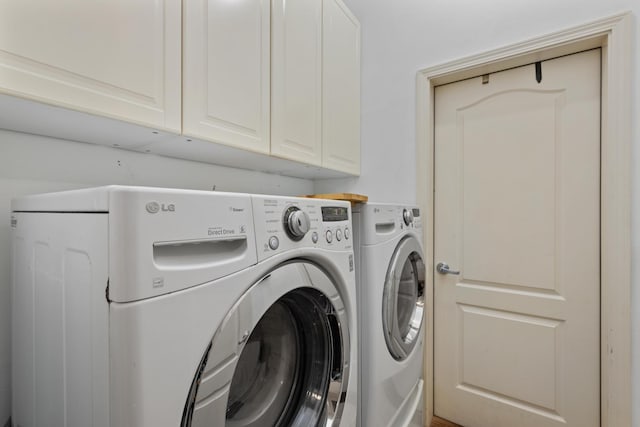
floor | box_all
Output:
[431,416,462,427]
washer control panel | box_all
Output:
[252,195,352,261]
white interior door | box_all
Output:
[433,49,601,427]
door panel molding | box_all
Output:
[416,12,632,427]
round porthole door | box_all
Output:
[182,261,350,427]
[382,236,426,361]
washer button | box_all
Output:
[311,232,319,243]
[268,236,279,250]
[325,230,333,243]
[336,228,343,241]
[344,227,350,240]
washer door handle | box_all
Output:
[436,262,460,275]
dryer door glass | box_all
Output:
[182,262,351,427]
[383,237,425,361]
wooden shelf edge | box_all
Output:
[302,193,368,205]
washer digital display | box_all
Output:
[321,206,349,222]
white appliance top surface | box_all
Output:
[11,185,246,212]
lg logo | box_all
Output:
[146,201,175,214]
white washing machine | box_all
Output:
[11,186,358,427]
[353,203,425,427]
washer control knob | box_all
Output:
[336,228,343,241]
[326,230,333,243]
[311,232,319,243]
[268,236,279,250]
[344,227,350,240]
[283,206,310,241]
[403,208,414,226]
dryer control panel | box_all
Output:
[252,195,353,261]
[354,203,422,246]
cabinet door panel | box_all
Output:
[183,0,270,153]
[271,0,323,165]
[322,0,360,174]
[0,0,180,131]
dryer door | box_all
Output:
[382,236,426,360]
[182,261,350,427]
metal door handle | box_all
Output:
[436,262,460,275]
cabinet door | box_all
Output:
[0,0,181,132]
[322,0,360,175]
[271,0,323,166]
[183,0,270,154]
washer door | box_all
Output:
[382,236,426,360]
[182,261,350,427]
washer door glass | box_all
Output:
[182,262,350,427]
[383,236,425,360]
[226,301,300,425]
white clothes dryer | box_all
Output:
[11,186,357,427]
[353,203,425,427]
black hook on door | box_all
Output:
[535,61,542,83]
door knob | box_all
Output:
[436,262,460,275]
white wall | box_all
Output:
[0,129,313,424]
[315,0,640,425]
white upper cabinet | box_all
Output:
[322,0,361,175]
[183,0,270,154]
[0,0,360,177]
[0,0,181,132]
[271,0,324,166]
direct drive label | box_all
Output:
[207,226,246,237]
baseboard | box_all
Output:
[431,416,461,427]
